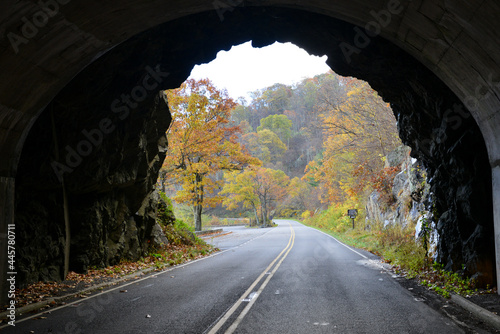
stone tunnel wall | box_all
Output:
[12,7,496,286]
[15,77,171,284]
[394,79,495,285]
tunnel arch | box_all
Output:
[1,2,499,296]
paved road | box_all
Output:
[3,220,462,333]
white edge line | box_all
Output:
[288,220,368,260]
[1,248,232,328]
[2,227,277,329]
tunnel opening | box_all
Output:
[160,41,334,230]
[10,6,495,290]
[161,40,405,231]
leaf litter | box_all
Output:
[0,243,217,314]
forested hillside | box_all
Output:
[161,71,402,227]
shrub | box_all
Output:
[157,192,176,226]
[370,166,400,207]
[301,210,312,219]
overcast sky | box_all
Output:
[188,41,331,102]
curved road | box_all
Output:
[3,220,462,333]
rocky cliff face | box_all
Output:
[392,89,495,286]
[366,146,437,254]
[366,142,493,285]
[366,147,428,226]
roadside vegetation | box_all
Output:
[300,208,488,298]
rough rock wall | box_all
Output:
[365,146,437,254]
[397,100,495,286]
[366,143,493,285]
[366,146,430,228]
[314,9,495,285]
[15,89,170,285]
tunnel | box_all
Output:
[1,1,500,301]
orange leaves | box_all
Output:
[162,79,258,228]
[253,167,290,202]
[369,166,401,205]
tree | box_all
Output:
[221,169,262,225]
[231,104,252,127]
[222,167,290,225]
[256,114,293,144]
[162,78,258,231]
[241,129,287,166]
[304,77,402,204]
[261,83,292,113]
[278,177,319,217]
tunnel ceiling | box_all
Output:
[1,0,500,178]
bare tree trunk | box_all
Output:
[252,204,260,226]
[261,206,265,227]
[193,204,203,232]
[261,202,267,227]
[193,173,204,232]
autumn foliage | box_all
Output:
[162,79,259,231]
[162,72,402,229]
[222,167,289,225]
[304,76,402,205]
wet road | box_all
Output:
[2,220,462,333]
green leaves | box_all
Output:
[256,114,293,143]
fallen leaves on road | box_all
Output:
[199,231,233,238]
[0,243,217,314]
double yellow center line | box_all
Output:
[208,224,296,334]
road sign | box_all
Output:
[347,209,358,229]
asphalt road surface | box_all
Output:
[3,220,463,333]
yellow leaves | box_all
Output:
[221,167,290,217]
[305,78,402,205]
[221,169,259,210]
[162,79,258,211]
[241,129,286,165]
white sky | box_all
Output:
[188,41,331,102]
